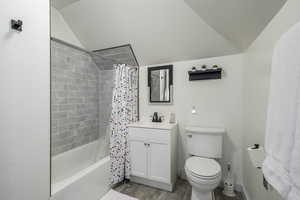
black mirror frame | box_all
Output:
[147,65,173,103]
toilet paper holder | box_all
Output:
[247,144,265,169]
[248,144,272,191]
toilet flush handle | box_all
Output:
[187,135,192,138]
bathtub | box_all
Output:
[51,141,111,200]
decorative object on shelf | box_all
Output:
[223,163,236,197]
[188,65,222,81]
[11,19,23,32]
[191,67,197,72]
[200,65,207,71]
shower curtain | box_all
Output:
[110,64,138,185]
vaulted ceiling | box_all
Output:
[51,0,287,66]
[51,0,79,10]
[185,0,287,49]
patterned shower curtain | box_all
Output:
[110,64,138,185]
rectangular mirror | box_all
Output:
[148,65,173,103]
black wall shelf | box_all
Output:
[188,68,222,81]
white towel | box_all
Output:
[263,21,300,200]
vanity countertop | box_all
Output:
[128,121,177,130]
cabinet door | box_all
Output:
[148,142,170,183]
[130,140,147,177]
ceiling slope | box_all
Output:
[185,0,287,49]
[59,0,239,66]
[51,0,80,10]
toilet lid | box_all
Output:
[185,157,221,177]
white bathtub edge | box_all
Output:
[52,156,110,195]
[51,156,111,200]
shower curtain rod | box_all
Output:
[51,37,90,53]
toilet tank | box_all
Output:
[186,127,225,158]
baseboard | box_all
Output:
[179,168,187,180]
[131,176,174,192]
[241,184,251,200]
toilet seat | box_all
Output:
[186,169,220,180]
[185,157,221,180]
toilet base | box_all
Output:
[191,188,214,200]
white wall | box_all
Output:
[0,0,50,199]
[243,0,300,199]
[51,6,83,47]
[139,54,244,186]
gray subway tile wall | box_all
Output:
[97,69,115,159]
[51,40,114,156]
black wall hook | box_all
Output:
[11,19,23,32]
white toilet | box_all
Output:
[184,127,225,200]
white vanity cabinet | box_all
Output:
[128,122,177,192]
